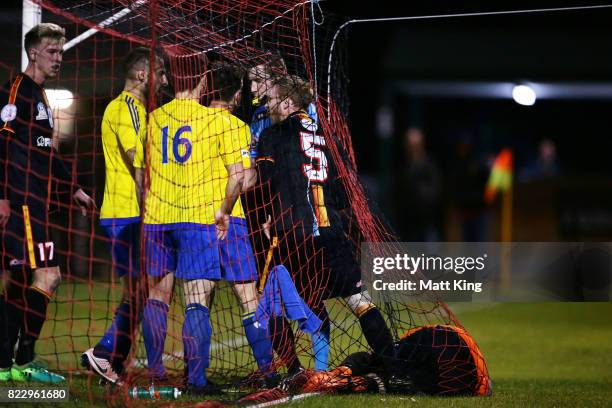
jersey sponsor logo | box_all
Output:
[37,136,52,147]
[36,102,48,120]
[241,149,250,159]
[1,103,17,122]
[300,117,318,132]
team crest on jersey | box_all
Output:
[300,117,318,132]
[1,103,17,122]
[36,102,48,120]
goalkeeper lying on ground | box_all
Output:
[301,324,492,396]
[201,325,491,407]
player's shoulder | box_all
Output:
[210,107,248,130]
[290,111,318,133]
[105,91,140,114]
[150,99,177,121]
[1,74,33,101]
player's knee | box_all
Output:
[345,290,375,316]
[183,279,215,307]
[33,266,61,294]
[232,281,258,313]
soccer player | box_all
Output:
[247,54,317,162]
[303,325,492,396]
[0,23,95,383]
[256,76,399,383]
[137,57,273,394]
[81,47,168,384]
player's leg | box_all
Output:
[11,207,65,383]
[267,233,309,376]
[142,273,174,381]
[232,281,276,380]
[344,291,397,378]
[318,229,396,378]
[11,265,64,383]
[175,225,220,393]
[301,241,331,371]
[182,278,215,390]
[1,210,31,378]
[141,229,176,381]
[222,217,275,378]
[0,261,31,380]
[83,222,144,381]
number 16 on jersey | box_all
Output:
[161,125,192,164]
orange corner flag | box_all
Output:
[484,148,513,204]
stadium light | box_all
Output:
[512,84,536,106]
[46,89,74,110]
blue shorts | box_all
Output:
[144,218,257,282]
[102,220,141,279]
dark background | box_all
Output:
[2,0,612,243]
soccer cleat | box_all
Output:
[10,361,65,384]
[81,348,120,384]
[0,367,11,381]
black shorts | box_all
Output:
[274,226,361,303]
[2,205,58,270]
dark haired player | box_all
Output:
[0,23,95,383]
[136,57,272,394]
[81,47,168,384]
[256,76,401,386]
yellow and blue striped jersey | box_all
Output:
[100,91,145,224]
[138,99,251,227]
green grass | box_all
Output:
[299,303,612,407]
[5,281,612,407]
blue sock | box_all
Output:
[96,301,134,363]
[311,324,330,370]
[142,299,169,379]
[183,303,212,387]
[311,305,330,371]
[242,312,274,374]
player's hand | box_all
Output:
[0,199,10,228]
[73,188,96,216]
[262,214,271,240]
[215,210,230,240]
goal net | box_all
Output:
[0,0,484,404]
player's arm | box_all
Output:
[0,84,15,227]
[132,122,146,210]
[114,103,140,165]
[254,128,276,230]
[216,116,251,239]
[51,154,96,216]
[0,127,10,227]
[242,125,258,191]
[215,162,245,240]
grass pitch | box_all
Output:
[8,281,612,407]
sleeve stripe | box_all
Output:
[8,74,23,105]
[124,96,140,136]
[3,75,23,129]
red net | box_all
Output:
[0,0,488,404]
